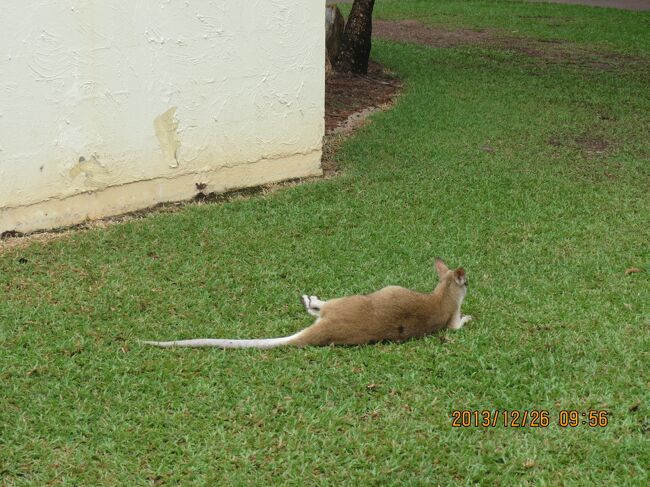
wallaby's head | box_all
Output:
[435,257,468,300]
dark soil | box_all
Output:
[325,61,402,133]
[373,20,645,70]
[373,20,497,48]
[548,132,611,158]
[574,134,610,156]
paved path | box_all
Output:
[325,0,650,11]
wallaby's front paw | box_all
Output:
[302,294,324,317]
[449,315,473,330]
[458,315,473,328]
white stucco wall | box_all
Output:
[0,0,324,234]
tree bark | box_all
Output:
[334,0,375,74]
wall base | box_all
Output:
[0,151,322,235]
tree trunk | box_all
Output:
[334,0,375,75]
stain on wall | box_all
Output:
[153,107,181,168]
[69,155,109,188]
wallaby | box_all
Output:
[141,258,472,349]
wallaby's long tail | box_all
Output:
[140,331,304,349]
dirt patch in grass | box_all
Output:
[547,130,625,182]
[373,19,646,70]
[373,20,496,48]
[574,134,610,156]
[548,132,611,158]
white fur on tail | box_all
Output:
[141,331,304,349]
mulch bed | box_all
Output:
[325,61,402,133]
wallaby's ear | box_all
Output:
[435,257,449,277]
[454,268,466,286]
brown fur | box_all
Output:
[289,258,469,347]
[142,258,470,349]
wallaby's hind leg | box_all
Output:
[301,295,325,317]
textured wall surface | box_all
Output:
[0,0,324,233]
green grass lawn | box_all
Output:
[2,1,649,485]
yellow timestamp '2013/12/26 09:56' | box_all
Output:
[451,410,609,428]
